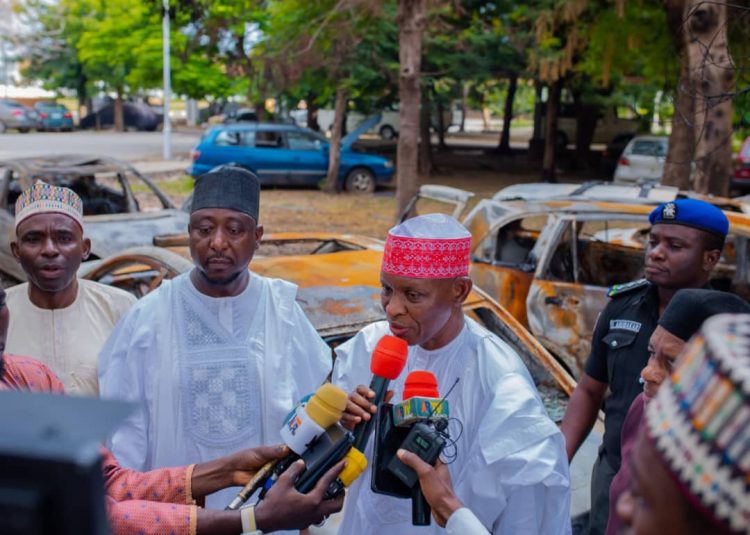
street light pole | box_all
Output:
[162,0,172,160]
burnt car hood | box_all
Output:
[85,209,188,259]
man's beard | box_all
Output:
[198,268,243,286]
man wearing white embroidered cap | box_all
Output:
[333,214,571,534]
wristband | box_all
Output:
[240,504,261,534]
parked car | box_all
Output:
[34,102,75,132]
[293,107,453,140]
[79,102,161,131]
[539,104,640,148]
[732,136,750,192]
[407,184,750,378]
[0,155,188,286]
[0,100,41,133]
[188,121,394,192]
[613,135,669,184]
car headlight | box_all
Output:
[384,160,394,169]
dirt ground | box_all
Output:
[160,143,596,240]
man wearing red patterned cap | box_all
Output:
[333,214,571,535]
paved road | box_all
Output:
[0,127,533,164]
[0,130,201,162]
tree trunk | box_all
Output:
[574,98,597,169]
[436,99,447,150]
[662,0,695,190]
[114,90,124,132]
[395,0,425,220]
[529,81,545,159]
[686,0,733,195]
[459,83,468,132]
[254,100,266,122]
[419,96,433,175]
[498,73,518,153]
[542,80,562,182]
[306,94,320,132]
[323,86,347,193]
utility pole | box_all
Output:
[162,0,172,160]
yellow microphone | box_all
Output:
[225,383,348,510]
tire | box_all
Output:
[379,125,397,140]
[18,128,29,134]
[344,167,376,193]
[555,130,568,150]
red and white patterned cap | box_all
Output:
[381,214,472,279]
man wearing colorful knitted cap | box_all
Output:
[561,198,729,535]
[333,213,571,534]
[98,167,332,513]
[605,288,750,535]
[617,313,750,534]
[6,182,135,396]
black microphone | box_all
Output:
[352,335,408,452]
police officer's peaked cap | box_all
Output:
[648,198,728,238]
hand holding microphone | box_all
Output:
[341,335,409,450]
[225,383,348,510]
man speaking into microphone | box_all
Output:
[332,214,571,534]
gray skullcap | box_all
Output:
[191,166,260,221]
[658,288,750,341]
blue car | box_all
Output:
[34,102,75,132]
[188,121,394,192]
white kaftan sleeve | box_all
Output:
[446,508,490,535]
[98,299,159,471]
[331,322,388,393]
[287,300,333,397]
[464,370,571,535]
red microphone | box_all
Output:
[402,370,439,400]
[352,335,408,451]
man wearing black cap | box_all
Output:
[560,198,730,535]
[98,167,332,512]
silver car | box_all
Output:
[0,100,41,133]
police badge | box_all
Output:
[662,202,677,219]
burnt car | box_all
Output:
[409,184,750,378]
[0,155,188,285]
[79,231,599,516]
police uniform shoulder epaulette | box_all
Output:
[607,278,649,298]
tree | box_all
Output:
[686,0,733,195]
[395,0,426,218]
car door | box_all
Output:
[282,131,328,185]
[470,213,551,326]
[525,213,650,377]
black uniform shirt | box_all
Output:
[584,279,658,471]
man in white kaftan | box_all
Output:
[98,167,331,510]
[7,182,135,396]
[335,214,571,535]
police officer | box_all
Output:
[559,198,729,535]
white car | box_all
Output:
[613,135,668,184]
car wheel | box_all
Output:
[555,130,568,150]
[379,125,397,140]
[345,167,376,193]
[18,128,29,134]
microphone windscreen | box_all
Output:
[306,383,348,429]
[402,370,439,400]
[338,447,368,488]
[370,335,408,380]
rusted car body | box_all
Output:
[456,186,750,377]
[0,155,188,285]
